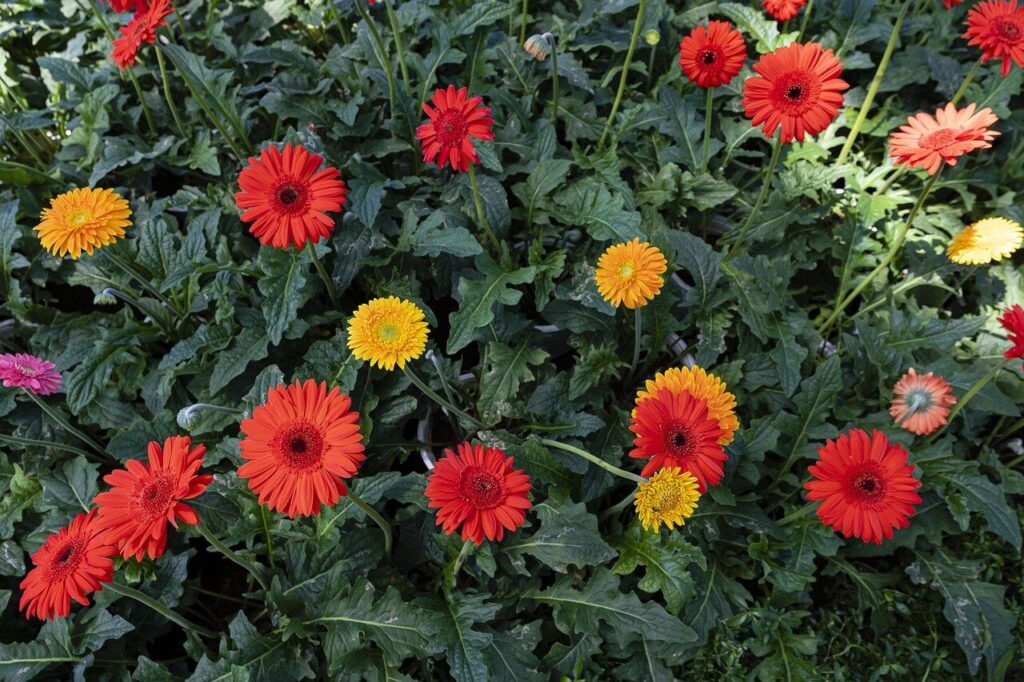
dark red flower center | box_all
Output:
[272,180,310,215]
[275,422,325,470]
[993,17,1022,42]
[136,474,176,519]
[699,48,720,66]
[435,110,468,148]
[664,423,696,460]
[458,466,504,510]
[851,467,886,503]
[773,73,816,114]
[47,538,83,579]
[919,127,958,151]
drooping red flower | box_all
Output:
[964,0,1024,77]
[239,380,365,518]
[94,436,212,561]
[425,442,532,545]
[234,143,348,250]
[678,21,747,89]
[742,42,848,143]
[761,0,808,21]
[888,103,999,175]
[416,85,495,172]
[804,429,922,544]
[110,0,172,69]
[19,511,116,620]
[998,303,1024,365]
[628,388,728,492]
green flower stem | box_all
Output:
[925,358,1010,444]
[306,242,339,309]
[724,133,784,258]
[550,34,560,130]
[194,522,269,592]
[402,365,483,429]
[467,164,501,254]
[354,0,397,111]
[105,581,218,638]
[875,166,907,196]
[445,539,474,594]
[381,0,412,96]
[597,0,646,149]
[818,169,942,335]
[519,0,528,44]
[347,489,393,554]
[24,391,107,457]
[796,0,816,41]
[257,505,275,564]
[102,250,180,317]
[427,351,459,406]
[540,438,645,483]
[627,307,642,381]
[951,58,982,106]
[154,42,186,138]
[600,490,636,520]
[0,433,100,463]
[836,0,911,164]
[701,87,714,173]
[778,500,817,526]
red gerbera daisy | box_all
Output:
[945,0,967,7]
[416,85,495,173]
[19,510,116,620]
[998,303,1024,364]
[235,143,348,250]
[964,0,1024,77]
[678,21,747,89]
[888,103,999,175]
[238,379,365,518]
[110,0,172,70]
[761,0,808,21]
[94,435,212,561]
[102,0,143,13]
[628,388,728,492]
[742,42,848,143]
[425,442,532,545]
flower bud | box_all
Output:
[523,33,551,61]
[644,29,660,46]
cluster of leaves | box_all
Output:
[1,0,1023,679]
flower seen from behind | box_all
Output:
[594,238,667,309]
[761,0,809,21]
[634,366,739,445]
[678,21,747,89]
[888,103,999,175]
[347,296,429,370]
[0,353,62,395]
[634,468,701,532]
[889,369,957,436]
[416,85,495,172]
[35,188,131,259]
[947,216,1023,264]
[963,0,1024,77]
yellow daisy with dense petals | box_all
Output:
[633,366,739,445]
[347,296,429,370]
[634,468,701,532]
[947,217,1024,265]
[34,188,131,259]
[594,239,667,309]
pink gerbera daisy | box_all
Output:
[0,353,62,395]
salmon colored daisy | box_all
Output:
[888,103,1000,175]
[0,353,62,395]
[346,296,429,370]
[804,429,922,544]
[634,366,739,445]
[19,510,116,620]
[238,379,365,518]
[633,468,701,532]
[94,436,212,561]
[110,0,173,69]
[235,143,348,250]
[998,303,1024,366]
[889,369,957,436]
[947,216,1024,264]
[742,42,848,143]
[678,21,747,89]
[594,239,667,309]
[964,0,1024,77]
[416,85,495,172]
[761,0,808,21]
[425,442,532,545]
[35,188,131,259]
[629,388,728,492]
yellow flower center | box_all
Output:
[617,262,635,279]
[70,210,90,226]
[647,485,682,514]
[376,323,399,343]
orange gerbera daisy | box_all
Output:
[94,436,212,561]
[594,239,667,309]
[425,442,532,545]
[629,388,728,492]
[888,103,999,175]
[804,429,922,544]
[964,0,1024,77]
[634,366,739,445]
[998,303,1024,366]
[238,379,365,518]
[416,85,495,172]
[19,511,115,620]
[110,0,172,69]
[742,42,848,143]
[235,143,348,250]
[761,0,808,21]
[678,21,747,89]
[889,369,957,436]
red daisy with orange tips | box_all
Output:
[678,21,747,89]
[94,435,212,561]
[110,0,172,69]
[761,0,808,21]
[425,442,532,545]
[804,429,922,545]
[888,103,999,175]
[742,42,848,143]
[235,143,348,250]
[998,303,1024,366]
[416,85,495,172]
[239,379,365,518]
[19,510,116,620]
[628,388,728,492]
[889,369,957,436]
[964,0,1024,77]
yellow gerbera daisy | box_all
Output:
[634,468,700,532]
[594,238,667,309]
[947,217,1024,264]
[347,296,429,370]
[634,366,739,445]
[34,188,131,259]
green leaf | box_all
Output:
[209,327,272,394]
[777,356,843,465]
[506,492,617,572]
[189,612,314,682]
[568,344,624,400]
[0,620,78,682]
[450,0,515,35]
[40,456,99,515]
[401,209,482,258]
[477,342,548,425]
[665,230,722,312]
[512,159,572,226]
[612,527,705,613]
[433,593,500,682]
[936,473,1021,550]
[552,180,643,242]
[482,620,545,682]
[447,257,537,354]
[257,247,310,345]
[684,559,753,645]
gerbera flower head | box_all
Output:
[239,379,365,518]
[94,436,212,561]
[416,85,495,172]
[742,42,848,143]
[634,366,739,445]
[101,0,143,12]
[629,388,728,492]
[998,303,1024,363]
[889,369,957,436]
[634,468,701,532]
[594,238,668,309]
[235,143,348,250]
[34,188,131,259]
[110,0,173,69]
[945,0,967,7]
[761,0,808,22]
[947,216,1024,264]
[19,510,115,620]
[964,0,1024,77]
[0,353,62,395]
[678,21,747,89]
[523,33,552,61]
[425,442,532,545]
[346,296,429,370]
[804,429,922,544]
[888,103,1000,175]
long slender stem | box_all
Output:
[519,0,528,44]
[307,242,338,309]
[354,0,397,110]
[468,164,501,254]
[154,43,186,137]
[597,0,646,149]
[105,582,218,638]
[257,505,274,564]
[951,58,982,106]
[836,0,911,164]
[550,34,560,130]
[24,391,107,457]
[0,433,100,462]
[925,358,1010,444]
[103,250,179,315]
[628,307,642,380]
[125,67,158,138]
[445,539,474,593]
[778,500,816,526]
[725,133,784,257]
[381,0,411,96]
[347,489,393,554]
[796,0,816,41]
[194,522,268,591]
[540,438,645,483]
[403,365,482,429]
[702,87,714,173]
